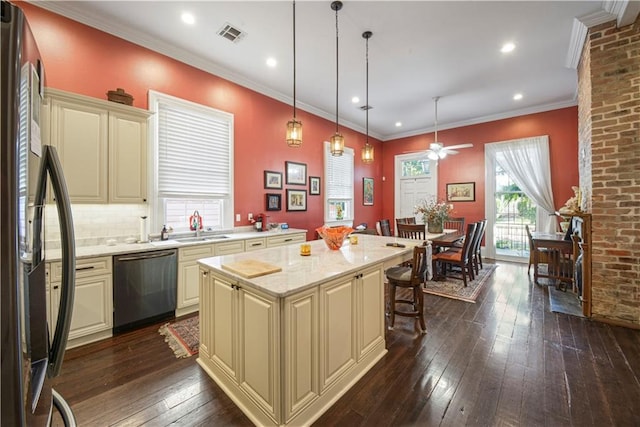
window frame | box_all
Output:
[323,142,354,226]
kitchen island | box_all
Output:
[196,234,428,426]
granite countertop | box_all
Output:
[198,234,427,298]
[45,228,307,262]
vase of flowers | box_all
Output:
[414,197,452,234]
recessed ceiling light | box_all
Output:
[395,122,402,127]
[513,93,523,100]
[501,42,515,53]
[181,12,195,25]
[266,57,277,68]
[351,96,360,104]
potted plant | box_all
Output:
[414,197,452,233]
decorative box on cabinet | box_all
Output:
[48,256,113,349]
[44,88,151,203]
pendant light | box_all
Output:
[361,31,374,163]
[286,0,302,147]
[329,1,344,156]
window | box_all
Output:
[401,157,431,177]
[324,143,354,224]
[149,91,233,232]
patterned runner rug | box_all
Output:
[158,315,199,358]
[423,264,497,303]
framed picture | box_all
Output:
[265,193,281,211]
[446,182,475,202]
[309,176,321,195]
[286,189,307,211]
[264,170,282,189]
[363,177,374,206]
[285,161,307,185]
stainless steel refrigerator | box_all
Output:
[2,1,76,425]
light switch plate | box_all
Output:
[235,214,241,222]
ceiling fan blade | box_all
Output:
[443,149,459,155]
[444,143,473,150]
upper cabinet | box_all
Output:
[43,88,151,203]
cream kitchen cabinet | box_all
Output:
[49,256,113,349]
[244,237,266,251]
[214,240,245,255]
[44,88,150,203]
[199,269,280,423]
[266,232,306,248]
[177,243,215,317]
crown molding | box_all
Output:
[383,100,578,142]
[565,2,628,69]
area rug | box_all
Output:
[423,264,497,303]
[158,316,199,358]
[548,286,584,317]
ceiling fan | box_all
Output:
[408,96,473,160]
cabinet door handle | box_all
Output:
[76,266,95,271]
[53,285,59,290]
[284,238,293,242]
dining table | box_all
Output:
[530,231,574,288]
[430,229,465,252]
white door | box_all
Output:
[395,153,437,223]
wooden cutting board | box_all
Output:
[221,259,282,278]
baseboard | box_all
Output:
[591,314,640,330]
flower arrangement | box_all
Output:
[414,197,452,224]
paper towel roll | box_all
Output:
[139,216,149,243]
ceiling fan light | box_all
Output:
[286,119,302,147]
[362,143,374,163]
[438,151,447,159]
[330,133,344,156]
[427,151,439,161]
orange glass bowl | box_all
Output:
[316,226,354,250]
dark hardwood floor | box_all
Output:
[51,261,640,426]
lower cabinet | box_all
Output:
[198,263,386,426]
[177,244,215,317]
[199,269,280,424]
[48,256,113,349]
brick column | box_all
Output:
[577,16,640,326]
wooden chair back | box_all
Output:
[376,219,392,236]
[395,217,416,231]
[396,223,426,240]
[444,217,465,233]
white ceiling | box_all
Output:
[35,1,633,141]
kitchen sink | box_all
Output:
[174,235,229,243]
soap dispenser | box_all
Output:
[161,225,169,241]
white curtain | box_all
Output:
[485,136,556,233]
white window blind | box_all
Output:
[326,147,354,199]
[157,99,232,197]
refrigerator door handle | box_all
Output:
[33,145,76,377]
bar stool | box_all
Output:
[385,245,428,332]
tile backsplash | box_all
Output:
[45,204,149,248]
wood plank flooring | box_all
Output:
[51,261,640,426]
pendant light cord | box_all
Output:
[365,35,369,143]
[292,0,297,119]
[334,4,339,133]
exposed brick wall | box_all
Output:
[578,16,640,326]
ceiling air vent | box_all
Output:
[217,23,247,43]
[359,105,373,111]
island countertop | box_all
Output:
[197,234,427,297]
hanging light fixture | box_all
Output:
[361,30,374,163]
[428,96,442,160]
[286,0,302,147]
[329,1,344,156]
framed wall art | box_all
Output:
[446,182,475,202]
[264,170,282,189]
[286,189,307,211]
[363,177,374,206]
[265,193,281,211]
[309,176,321,195]
[285,161,307,185]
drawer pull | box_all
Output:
[284,238,293,242]
[76,266,95,271]
[251,242,262,246]
[53,285,59,290]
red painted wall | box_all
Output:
[19,2,383,240]
[381,107,579,227]
[20,2,578,238]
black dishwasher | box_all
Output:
[113,249,177,333]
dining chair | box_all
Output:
[376,219,392,236]
[472,219,487,272]
[525,224,549,277]
[395,217,416,231]
[443,217,465,233]
[385,244,428,332]
[396,223,426,240]
[431,222,477,286]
